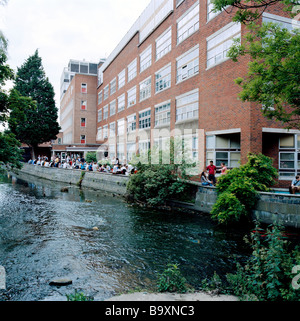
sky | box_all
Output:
[0,0,150,107]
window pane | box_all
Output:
[280,135,295,148]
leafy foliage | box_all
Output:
[85,151,97,163]
[157,263,189,293]
[66,290,94,301]
[126,138,194,206]
[0,131,23,169]
[226,223,300,301]
[211,153,278,225]
[229,23,300,128]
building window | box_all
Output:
[97,127,102,140]
[103,125,108,139]
[177,2,199,44]
[103,85,109,100]
[81,100,87,110]
[103,105,108,120]
[110,100,116,116]
[139,140,151,154]
[279,134,300,179]
[98,109,102,122]
[81,83,87,93]
[80,135,86,144]
[207,0,222,21]
[176,45,199,83]
[117,119,125,136]
[127,142,136,162]
[118,69,126,89]
[110,78,116,95]
[207,22,241,68]
[109,121,116,137]
[118,94,125,113]
[155,101,171,127]
[206,134,241,168]
[156,27,172,61]
[140,45,152,73]
[139,77,151,102]
[98,91,102,105]
[117,143,125,161]
[263,12,298,32]
[139,108,151,130]
[176,89,199,122]
[155,63,171,93]
[128,58,137,82]
[127,86,136,108]
[81,118,86,127]
[127,114,136,133]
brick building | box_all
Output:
[95,0,298,186]
[54,59,104,160]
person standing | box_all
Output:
[206,160,217,185]
[220,162,228,175]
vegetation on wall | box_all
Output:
[211,153,278,225]
[126,138,196,206]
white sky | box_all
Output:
[0,0,150,107]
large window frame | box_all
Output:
[176,45,199,83]
[177,1,199,44]
[127,86,136,108]
[155,63,171,94]
[206,22,241,69]
[176,89,199,123]
[155,100,171,127]
[140,45,152,73]
[139,76,152,102]
[156,27,172,61]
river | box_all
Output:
[0,171,251,301]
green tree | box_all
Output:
[0,27,23,169]
[211,0,300,128]
[11,50,60,157]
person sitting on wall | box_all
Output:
[201,170,213,186]
[289,175,300,194]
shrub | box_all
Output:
[212,153,278,225]
[226,223,300,301]
[85,151,97,163]
[211,192,248,225]
[157,263,189,293]
[66,290,94,301]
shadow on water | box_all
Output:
[0,171,253,301]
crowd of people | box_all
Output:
[28,155,136,176]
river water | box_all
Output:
[0,171,251,301]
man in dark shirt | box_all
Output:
[206,161,217,185]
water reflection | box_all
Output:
[0,172,250,301]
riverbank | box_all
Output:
[14,163,300,228]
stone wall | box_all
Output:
[17,163,129,195]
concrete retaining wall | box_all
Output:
[17,163,129,195]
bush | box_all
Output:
[226,223,300,301]
[85,151,97,163]
[66,290,94,301]
[157,263,189,293]
[212,153,278,225]
[211,192,248,224]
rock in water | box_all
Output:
[49,278,72,286]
